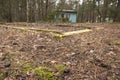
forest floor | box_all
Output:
[0,23,120,80]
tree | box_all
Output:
[0,0,119,22]
[26,0,30,22]
[35,0,39,22]
[115,0,120,22]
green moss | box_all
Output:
[34,67,56,80]
[21,63,33,73]
[0,74,3,80]
[55,64,67,74]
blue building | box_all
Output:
[55,10,77,23]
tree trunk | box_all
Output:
[26,0,30,22]
[115,0,120,22]
[103,0,108,22]
[96,0,102,22]
[8,0,12,22]
[92,0,95,22]
[45,0,49,20]
[40,0,44,20]
[35,0,39,22]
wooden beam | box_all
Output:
[63,29,92,37]
[55,29,92,39]
[0,25,95,39]
[0,25,63,34]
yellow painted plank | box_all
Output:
[0,25,62,34]
[63,29,92,37]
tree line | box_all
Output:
[0,0,120,23]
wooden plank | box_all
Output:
[0,25,95,39]
[0,25,63,34]
[62,29,92,37]
[55,29,92,39]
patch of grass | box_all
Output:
[34,67,56,80]
[0,74,4,80]
[34,64,68,80]
[55,64,67,74]
[21,63,33,73]
[113,40,120,45]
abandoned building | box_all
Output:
[55,10,77,23]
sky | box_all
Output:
[80,0,83,4]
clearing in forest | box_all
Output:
[0,23,120,80]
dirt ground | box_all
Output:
[0,23,120,80]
